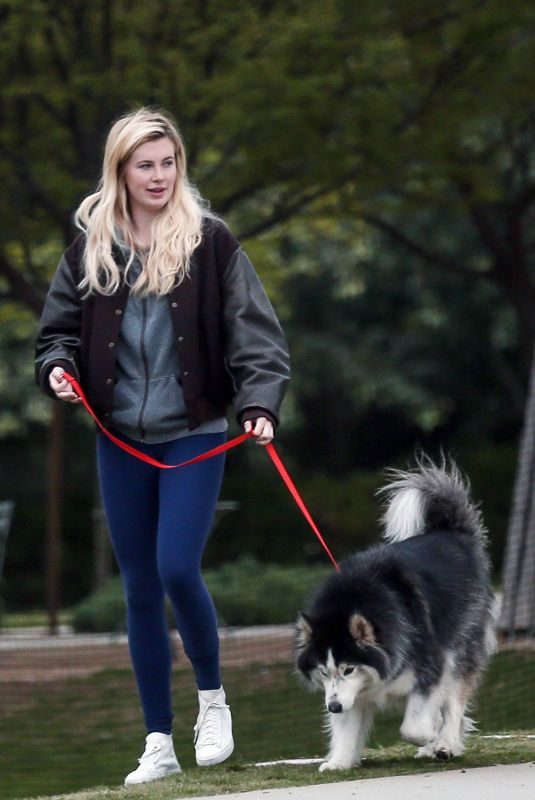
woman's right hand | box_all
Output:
[49,367,82,404]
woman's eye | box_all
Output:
[344,667,355,676]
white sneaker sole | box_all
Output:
[196,738,235,767]
[124,764,182,785]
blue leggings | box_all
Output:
[96,431,226,734]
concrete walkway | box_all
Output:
[181,763,534,800]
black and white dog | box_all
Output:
[296,459,496,771]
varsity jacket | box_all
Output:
[35,218,290,431]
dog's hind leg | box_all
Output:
[416,675,476,760]
[319,704,374,772]
[400,689,443,747]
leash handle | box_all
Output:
[62,371,339,569]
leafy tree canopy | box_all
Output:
[0,0,533,437]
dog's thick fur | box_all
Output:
[296,459,497,772]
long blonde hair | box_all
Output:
[75,107,211,296]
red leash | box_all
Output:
[64,373,252,469]
[63,373,339,570]
[264,443,340,571]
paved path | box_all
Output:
[181,763,534,800]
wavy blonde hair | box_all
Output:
[75,107,212,296]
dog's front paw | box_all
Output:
[416,741,463,760]
[319,759,355,772]
[415,742,435,759]
[434,747,454,761]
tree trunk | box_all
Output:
[46,402,64,635]
[92,496,112,593]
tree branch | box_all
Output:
[361,212,483,279]
[237,183,341,240]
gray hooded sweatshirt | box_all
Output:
[111,259,227,443]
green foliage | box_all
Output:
[2,435,514,615]
[0,420,97,611]
[0,302,48,434]
[0,0,532,619]
[71,576,126,634]
[205,558,330,627]
[279,220,523,472]
[71,559,330,633]
[2,0,534,271]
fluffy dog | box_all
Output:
[296,459,497,771]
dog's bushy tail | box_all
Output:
[378,456,486,544]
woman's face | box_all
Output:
[123,136,177,220]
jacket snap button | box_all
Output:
[115,309,122,315]
[108,341,115,348]
[183,370,189,377]
[178,336,184,342]
[171,302,178,308]
[106,378,113,384]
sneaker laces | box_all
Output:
[194,699,228,747]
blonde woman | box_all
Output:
[35,108,290,786]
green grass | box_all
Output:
[10,737,535,800]
[1,611,72,629]
[1,651,534,800]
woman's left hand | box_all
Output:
[244,417,274,446]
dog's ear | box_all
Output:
[296,613,314,649]
[348,613,376,645]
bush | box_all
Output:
[205,557,329,626]
[71,558,330,632]
[71,576,126,633]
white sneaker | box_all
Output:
[124,732,181,786]
[194,687,234,766]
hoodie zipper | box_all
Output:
[137,298,149,442]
